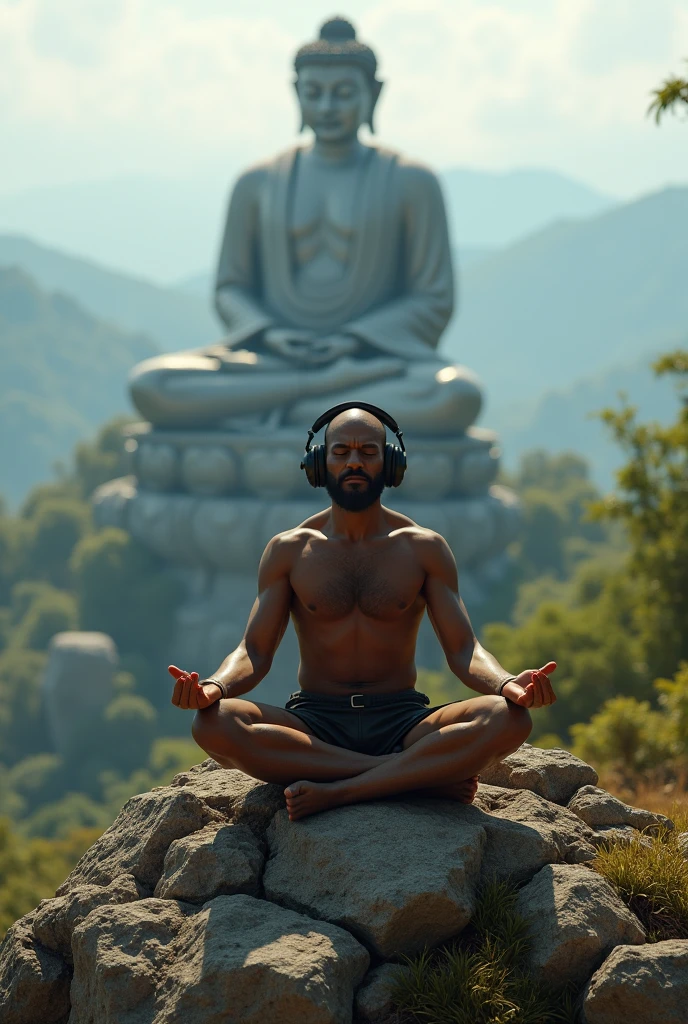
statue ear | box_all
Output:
[293,79,306,133]
[367,79,384,134]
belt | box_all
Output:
[288,689,430,708]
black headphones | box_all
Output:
[300,401,407,489]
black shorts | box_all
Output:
[284,688,453,756]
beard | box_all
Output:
[325,468,386,512]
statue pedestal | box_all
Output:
[93,423,520,705]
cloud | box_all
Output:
[0,0,686,194]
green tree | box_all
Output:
[70,528,181,696]
[11,587,78,651]
[0,649,51,765]
[23,498,90,589]
[592,352,688,678]
[571,696,673,783]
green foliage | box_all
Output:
[0,818,103,939]
[592,351,688,678]
[649,61,688,122]
[70,528,180,677]
[23,498,91,588]
[571,697,674,781]
[0,649,51,765]
[484,568,649,742]
[594,816,688,941]
[102,694,158,777]
[392,880,580,1023]
[655,661,688,750]
[571,662,688,781]
[11,586,78,651]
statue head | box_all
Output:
[294,16,384,139]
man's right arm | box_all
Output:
[170,534,295,709]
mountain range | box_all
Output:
[0,168,614,284]
[0,267,156,506]
[0,182,685,501]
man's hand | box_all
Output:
[502,662,557,708]
[169,665,222,710]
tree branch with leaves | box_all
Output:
[648,61,688,123]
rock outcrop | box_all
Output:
[515,863,646,987]
[1,746,684,1023]
[582,940,688,1024]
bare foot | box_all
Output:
[284,780,349,821]
[423,775,480,803]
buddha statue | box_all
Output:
[129,16,482,437]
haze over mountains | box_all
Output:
[0,173,685,503]
[0,267,156,505]
[0,167,615,285]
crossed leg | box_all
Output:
[191,694,532,820]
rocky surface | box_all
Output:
[153,821,264,902]
[0,911,71,1024]
[264,802,485,958]
[1,744,682,1023]
[516,863,646,988]
[33,872,144,962]
[480,743,598,803]
[354,963,413,1022]
[70,894,368,1024]
[581,940,688,1024]
[568,784,673,834]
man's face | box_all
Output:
[296,64,371,143]
[325,421,385,512]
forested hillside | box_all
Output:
[448,187,688,411]
[0,268,157,505]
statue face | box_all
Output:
[296,64,373,142]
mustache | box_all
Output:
[339,469,371,482]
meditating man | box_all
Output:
[170,404,557,821]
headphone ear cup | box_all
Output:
[314,444,327,488]
[385,445,407,487]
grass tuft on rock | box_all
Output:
[389,880,580,1024]
[593,807,688,941]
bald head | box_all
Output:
[324,407,386,449]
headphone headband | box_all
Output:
[305,402,405,452]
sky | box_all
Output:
[1,0,687,200]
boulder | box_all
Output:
[515,863,646,988]
[153,821,264,902]
[590,824,653,849]
[0,911,71,1024]
[33,872,143,962]
[161,894,369,1024]
[70,897,195,1023]
[354,962,413,1022]
[56,786,225,893]
[568,785,673,834]
[475,786,597,872]
[170,761,285,838]
[264,802,485,958]
[42,631,117,759]
[582,940,688,1024]
[480,743,598,803]
[70,894,369,1024]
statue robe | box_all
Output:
[214,145,455,363]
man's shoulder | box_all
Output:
[384,508,451,552]
[265,513,329,553]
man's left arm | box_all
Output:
[419,532,557,709]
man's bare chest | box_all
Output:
[290,542,426,621]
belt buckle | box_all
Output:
[350,694,365,708]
